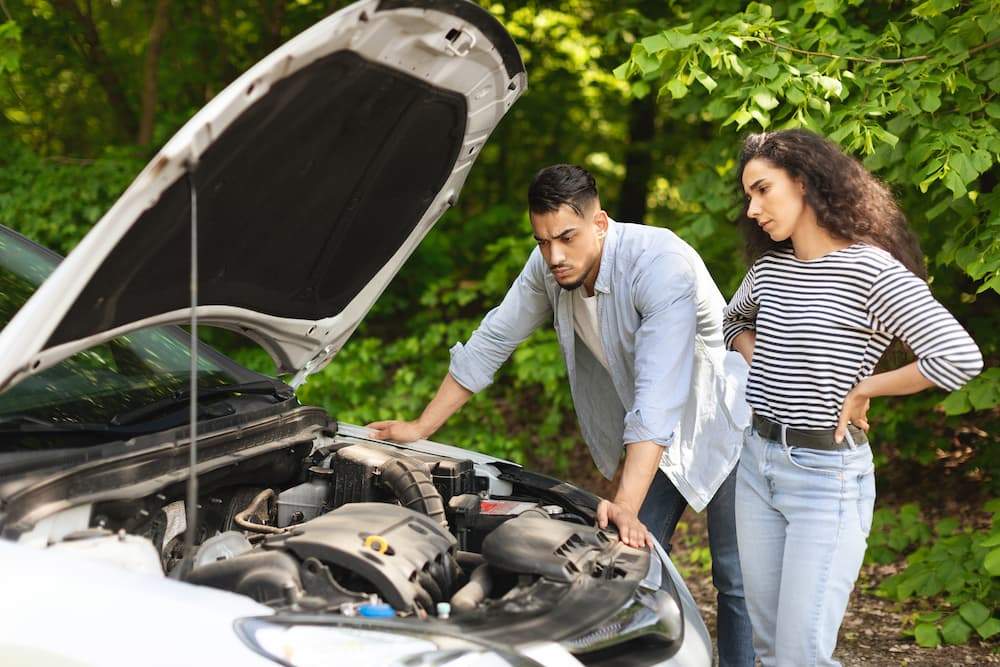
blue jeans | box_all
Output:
[736,426,876,667]
[639,466,754,667]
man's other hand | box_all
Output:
[366,420,427,443]
[596,499,653,549]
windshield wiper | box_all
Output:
[109,380,294,427]
[0,414,118,433]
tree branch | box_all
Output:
[51,0,138,140]
[138,0,171,146]
[755,36,1000,65]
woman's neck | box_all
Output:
[790,214,853,260]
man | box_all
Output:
[368,164,753,665]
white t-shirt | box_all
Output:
[572,288,610,371]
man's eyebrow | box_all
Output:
[534,227,577,241]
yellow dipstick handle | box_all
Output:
[364,535,389,554]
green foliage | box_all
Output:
[872,501,1000,647]
[0,0,995,489]
[618,0,998,478]
[0,143,142,254]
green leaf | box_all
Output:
[959,600,991,628]
[914,623,941,647]
[870,126,899,148]
[920,89,941,112]
[612,62,630,81]
[813,75,843,98]
[641,33,673,54]
[950,153,979,183]
[981,532,1000,548]
[723,108,754,129]
[941,615,972,645]
[936,517,959,536]
[727,35,744,48]
[635,50,661,76]
[987,103,1000,120]
[692,67,717,92]
[969,381,998,410]
[984,547,1000,575]
[753,90,780,110]
[786,87,805,105]
[631,80,651,100]
[905,22,936,45]
[944,169,967,198]
[666,78,689,100]
[750,107,771,129]
[976,617,1000,640]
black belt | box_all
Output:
[752,414,868,451]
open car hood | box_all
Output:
[0,0,524,392]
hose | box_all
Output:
[380,456,447,528]
[235,488,283,534]
[450,563,492,612]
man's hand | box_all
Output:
[366,419,428,443]
[835,379,872,443]
[596,499,653,549]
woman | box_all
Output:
[723,129,982,666]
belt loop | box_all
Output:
[780,423,788,448]
[844,427,858,450]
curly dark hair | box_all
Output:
[736,129,926,278]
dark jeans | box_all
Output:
[638,466,755,667]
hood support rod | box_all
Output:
[183,165,200,560]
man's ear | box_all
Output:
[594,209,609,238]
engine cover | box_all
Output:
[265,502,457,611]
[481,516,616,583]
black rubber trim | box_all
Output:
[376,0,525,80]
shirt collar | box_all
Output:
[593,218,618,295]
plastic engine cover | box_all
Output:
[481,516,614,583]
[266,503,456,611]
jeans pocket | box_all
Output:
[785,446,844,478]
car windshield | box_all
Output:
[0,227,257,448]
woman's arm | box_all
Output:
[730,330,756,366]
[836,263,984,442]
[835,363,934,441]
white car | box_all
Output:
[0,1,711,666]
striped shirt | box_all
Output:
[723,243,983,429]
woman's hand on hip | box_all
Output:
[836,379,872,443]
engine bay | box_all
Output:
[46,424,666,639]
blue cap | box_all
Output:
[358,603,396,618]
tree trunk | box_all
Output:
[617,93,656,224]
[261,0,286,51]
[51,0,138,142]
[138,0,171,147]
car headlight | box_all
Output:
[234,617,539,667]
[562,541,683,653]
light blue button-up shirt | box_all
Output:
[449,220,750,511]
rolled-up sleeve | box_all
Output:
[722,264,758,350]
[622,254,697,448]
[448,249,553,393]
[868,264,983,390]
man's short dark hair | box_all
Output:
[528,164,598,217]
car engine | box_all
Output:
[79,431,647,626]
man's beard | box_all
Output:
[557,275,587,291]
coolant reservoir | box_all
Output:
[276,466,333,526]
